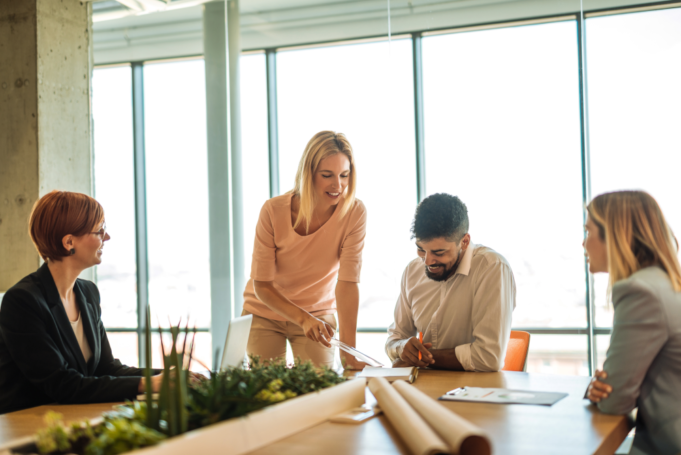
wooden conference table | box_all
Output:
[0,370,633,455]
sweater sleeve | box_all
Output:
[338,201,367,283]
[250,201,277,281]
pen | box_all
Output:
[418,331,423,361]
[446,387,467,396]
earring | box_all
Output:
[70,249,75,255]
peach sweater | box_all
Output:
[243,193,367,321]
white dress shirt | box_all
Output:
[385,243,516,372]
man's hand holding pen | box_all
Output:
[395,336,435,368]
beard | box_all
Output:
[424,249,463,282]
[424,263,456,282]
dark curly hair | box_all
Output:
[411,193,469,242]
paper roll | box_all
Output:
[368,377,449,455]
[393,380,491,455]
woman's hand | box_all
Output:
[138,371,204,394]
[138,372,164,394]
[188,371,204,386]
[301,314,335,348]
[399,337,435,368]
[340,351,370,370]
[587,369,613,403]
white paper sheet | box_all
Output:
[439,387,567,406]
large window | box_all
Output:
[92,65,138,366]
[94,59,213,369]
[586,7,681,366]
[144,59,212,329]
[93,65,137,329]
[240,52,271,281]
[422,21,588,373]
[143,58,212,367]
[423,21,585,328]
[92,4,681,375]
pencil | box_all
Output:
[418,331,423,361]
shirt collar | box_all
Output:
[454,243,475,277]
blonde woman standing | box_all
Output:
[242,131,368,370]
[584,191,681,455]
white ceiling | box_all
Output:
[91,0,667,64]
[92,0,476,19]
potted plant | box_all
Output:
[12,309,360,455]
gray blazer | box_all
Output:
[598,266,681,455]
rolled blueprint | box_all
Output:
[368,377,449,455]
[393,380,491,455]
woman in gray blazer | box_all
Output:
[584,190,681,455]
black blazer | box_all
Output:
[0,264,147,414]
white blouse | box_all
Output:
[69,313,93,363]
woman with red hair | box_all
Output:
[0,191,162,414]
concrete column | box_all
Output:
[203,0,244,359]
[0,0,93,292]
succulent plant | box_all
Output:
[83,418,165,455]
[35,412,71,454]
[186,356,346,429]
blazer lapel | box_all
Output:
[75,282,100,375]
[39,264,89,374]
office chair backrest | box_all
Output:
[503,331,531,372]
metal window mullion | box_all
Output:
[266,49,280,198]
[576,12,596,376]
[412,33,426,203]
[131,62,150,367]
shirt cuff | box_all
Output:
[387,338,409,362]
[455,343,475,371]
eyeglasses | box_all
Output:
[91,224,107,239]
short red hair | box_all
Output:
[29,190,105,261]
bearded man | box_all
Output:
[386,193,516,371]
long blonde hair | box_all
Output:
[288,131,357,233]
[587,190,681,291]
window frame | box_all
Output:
[95,1,681,374]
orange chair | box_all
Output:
[503,331,531,372]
